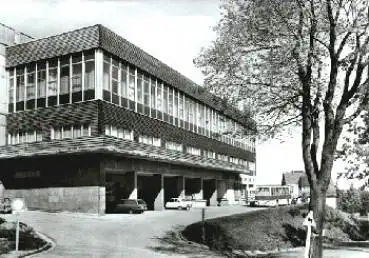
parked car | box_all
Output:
[165,198,192,210]
[114,199,147,214]
[0,198,12,214]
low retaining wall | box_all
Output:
[4,186,105,214]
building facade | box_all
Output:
[0,23,33,146]
[0,25,256,214]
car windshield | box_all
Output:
[170,198,178,202]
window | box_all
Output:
[120,64,127,99]
[178,93,184,120]
[50,124,90,140]
[9,76,14,111]
[203,150,216,159]
[186,146,201,156]
[156,82,163,112]
[118,128,133,140]
[143,75,150,107]
[59,57,69,94]
[136,72,143,104]
[72,56,82,93]
[217,154,228,162]
[84,51,95,97]
[112,60,119,94]
[138,135,161,147]
[150,78,156,110]
[173,90,178,119]
[8,130,43,145]
[103,55,111,101]
[26,65,36,100]
[63,125,72,139]
[168,88,173,116]
[165,141,183,152]
[128,67,135,102]
[48,60,58,105]
[163,85,168,113]
[73,126,82,138]
[16,68,25,102]
[111,126,118,137]
[37,64,46,98]
[105,125,133,141]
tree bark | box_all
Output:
[309,186,327,258]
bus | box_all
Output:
[254,185,291,207]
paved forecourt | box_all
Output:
[3,205,259,258]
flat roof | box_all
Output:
[6,24,256,130]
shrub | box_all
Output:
[360,191,369,216]
[288,206,301,217]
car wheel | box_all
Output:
[186,205,190,210]
[129,209,133,214]
[177,206,182,210]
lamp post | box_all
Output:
[11,198,25,257]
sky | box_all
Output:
[0,0,341,186]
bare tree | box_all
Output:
[195,0,369,257]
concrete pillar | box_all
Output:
[154,174,164,210]
[226,179,236,205]
[0,181,4,198]
[217,179,227,205]
[178,176,185,199]
[128,171,137,199]
[199,178,204,200]
[98,186,106,215]
[209,179,217,206]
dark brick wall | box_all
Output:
[0,154,101,189]
[6,100,100,139]
[99,101,255,162]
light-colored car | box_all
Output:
[165,198,192,210]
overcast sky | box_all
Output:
[0,0,313,185]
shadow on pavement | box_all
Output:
[148,225,224,258]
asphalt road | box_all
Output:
[3,206,260,258]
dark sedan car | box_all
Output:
[114,199,147,214]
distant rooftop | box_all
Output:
[0,22,33,47]
[282,170,305,185]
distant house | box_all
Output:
[281,170,305,198]
[298,175,337,209]
[298,176,310,197]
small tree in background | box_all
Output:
[195,1,369,257]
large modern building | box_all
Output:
[0,23,33,146]
[0,25,256,214]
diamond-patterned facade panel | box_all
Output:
[6,25,99,68]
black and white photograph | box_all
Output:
[0,0,369,257]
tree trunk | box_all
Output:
[309,186,326,258]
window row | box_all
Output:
[101,51,255,153]
[50,124,91,140]
[165,141,183,152]
[8,130,43,145]
[138,134,161,147]
[8,50,95,112]
[104,125,134,141]
[103,125,254,169]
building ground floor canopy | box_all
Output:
[0,154,247,214]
